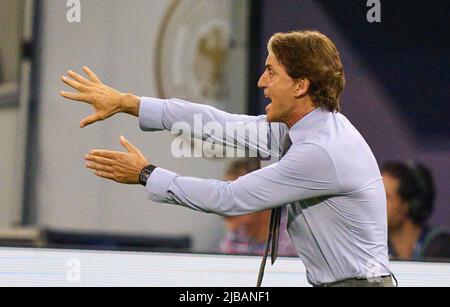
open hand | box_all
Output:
[60,67,139,128]
[85,136,149,184]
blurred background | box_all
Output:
[0,0,448,258]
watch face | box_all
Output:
[140,169,152,183]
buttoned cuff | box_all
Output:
[139,97,166,131]
[145,167,178,203]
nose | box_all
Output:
[258,71,268,89]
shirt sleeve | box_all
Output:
[138,97,286,160]
[145,142,340,216]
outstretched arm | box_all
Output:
[85,138,339,216]
[61,67,286,158]
[139,97,285,159]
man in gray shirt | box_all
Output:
[61,31,393,287]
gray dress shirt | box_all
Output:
[139,97,391,285]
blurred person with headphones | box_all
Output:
[219,158,297,256]
[382,161,450,261]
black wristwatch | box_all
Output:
[139,164,156,186]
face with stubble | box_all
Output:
[257,53,302,123]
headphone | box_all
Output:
[403,161,434,226]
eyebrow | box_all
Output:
[265,64,274,70]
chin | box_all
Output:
[266,111,279,123]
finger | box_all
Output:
[62,76,88,92]
[60,91,89,103]
[83,66,101,83]
[80,113,101,128]
[67,70,92,86]
[89,150,123,159]
[119,136,138,154]
[85,154,114,165]
[85,161,114,172]
[94,170,116,181]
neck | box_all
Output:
[389,219,423,260]
[285,97,317,128]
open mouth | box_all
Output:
[264,94,272,113]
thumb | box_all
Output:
[120,136,138,153]
[80,113,100,128]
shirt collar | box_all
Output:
[288,108,330,144]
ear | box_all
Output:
[294,78,310,98]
